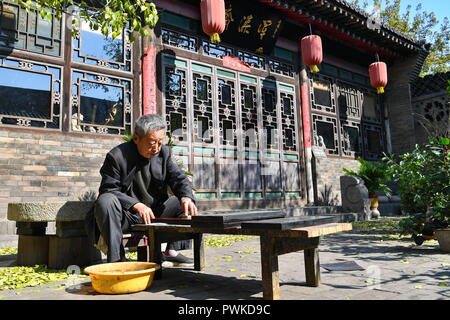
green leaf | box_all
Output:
[438,282,448,287]
[439,138,450,146]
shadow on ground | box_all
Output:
[64,267,264,300]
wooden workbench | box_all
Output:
[132,221,352,300]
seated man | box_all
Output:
[85,114,197,263]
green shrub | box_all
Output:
[343,158,391,197]
[384,137,450,242]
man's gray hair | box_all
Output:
[134,114,167,137]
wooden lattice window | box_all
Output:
[72,21,132,72]
[312,114,339,155]
[0,56,61,129]
[161,28,198,52]
[70,70,132,135]
[0,1,62,56]
[337,81,361,120]
[340,120,362,158]
[310,75,336,114]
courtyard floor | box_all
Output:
[0,218,449,301]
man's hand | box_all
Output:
[180,197,198,218]
[131,203,155,224]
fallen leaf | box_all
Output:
[400,260,409,264]
[439,275,449,279]
[228,269,237,272]
[414,285,422,289]
[239,274,247,278]
[438,282,448,287]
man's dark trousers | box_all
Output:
[94,193,191,262]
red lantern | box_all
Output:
[369,62,388,94]
[301,35,323,73]
[200,0,225,44]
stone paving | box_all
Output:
[0,228,449,300]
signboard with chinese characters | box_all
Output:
[222,0,285,55]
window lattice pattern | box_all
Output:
[237,51,266,70]
[261,86,279,150]
[71,70,132,135]
[363,124,385,160]
[361,90,381,123]
[337,82,361,120]
[161,28,198,52]
[241,83,259,150]
[164,65,188,142]
[217,78,237,147]
[202,40,234,59]
[310,75,336,114]
[340,120,362,158]
[161,55,301,199]
[192,72,214,143]
[0,56,61,129]
[72,21,132,72]
[268,59,294,78]
[0,1,62,56]
[280,92,297,152]
[312,114,339,155]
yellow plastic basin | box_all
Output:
[84,262,160,294]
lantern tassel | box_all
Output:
[309,65,320,73]
[376,87,385,94]
[210,33,221,44]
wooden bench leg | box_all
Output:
[304,243,321,287]
[147,229,162,280]
[193,233,205,271]
[137,245,149,262]
[260,235,280,300]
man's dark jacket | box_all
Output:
[85,141,195,247]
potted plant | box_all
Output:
[384,137,450,247]
[343,158,392,219]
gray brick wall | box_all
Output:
[313,157,359,206]
[385,54,421,155]
[0,129,123,235]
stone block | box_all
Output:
[340,175,371,220]
[56,221,87,238]
[17,235,49,266]
[7,201,95,223]
[16,222,47,236]
[48,235,102,269]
